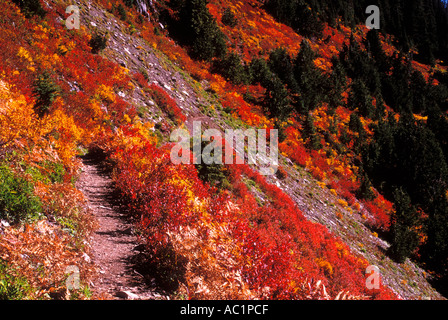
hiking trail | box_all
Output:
[77,152,166,300]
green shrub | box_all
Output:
[27,161,66,184]
[12,0,46,18]
[89,33,108,54]
[32,71,60,118]
[0,165,42,224]
[388,188,420,263]
[174,0,227,61]
[221,8,237,27]
[117,3,127,21]
[213,52,248,85]
[0,261,32,300]
[193,140,230,190]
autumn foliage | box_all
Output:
[10,0,448,300]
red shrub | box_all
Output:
[149,83,186,124]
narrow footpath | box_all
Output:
[77,153,163,300]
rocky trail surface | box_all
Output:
[77,152,166,300]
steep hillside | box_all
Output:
[0,0,447,300]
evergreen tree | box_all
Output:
[213,52,248,85]
[373,94,386,121]
[268,48,298,93]
[327,58,347,109]
[33,71,60,118]
[409,70,428,114]
[89,33,108,54]
[264,0,324,38]
[12,0,46,18]
[348,112,367,153]
[340,34,381,96]
[427,103,448,160]
[348,79,373,118]
[348,112,366,135]
[303,112,321,150]
[248,57,272,86]
[221,7,237,27]
[293,0,324,38]
[423,198,448,279]
[365,29,391,73]
[264,75,292,121]
[293,39,324,114]
[356,173,376,201]
[173,0,227,61]
[388,187,420,263]
[266,0,448,62]
[381,53,412,112]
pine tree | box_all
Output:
[423,198,448,277]
[178,0,227,61]
[221,7,237,27]
[348,79,373,118]
[381,53,412,112]
[33,71,60,118]
[409,70,428,114]
[213,52,248,85]
[356,172,376,201]
[248,57,272,86]
[293,0,324,38]
[12,0,46,18]
[293,39,324,114]
[89,33,108,54]
[264,75,292,121]
[303,112,321,150]
[248,57,292,120]
[327,58,347,109]
[268,48,298,93]
[365,29,391,73]
[388,187,420,263]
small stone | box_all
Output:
[116,290,139,300]
[1,220,10,227]
[82,253,91,263]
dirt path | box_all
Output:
[77,153,162,300]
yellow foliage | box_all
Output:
[0,78,37,149]
[17,47,36,72]
[123,114,132,123]
[316,258,334,276]
[46,107,85,167]
[335,242,349,259]
[337,199,348,207]
[17,47,33,63]
[413,114,428,122]
[96,84,116,103]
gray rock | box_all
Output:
[116,290,140,300]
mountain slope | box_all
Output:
[82,0,443,299]
[0,0,447,300]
